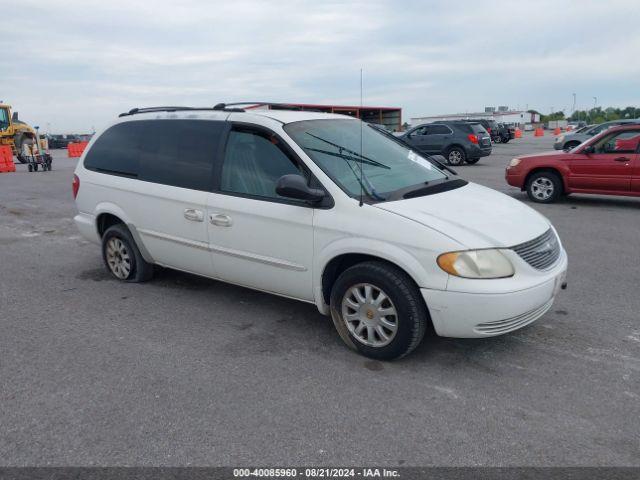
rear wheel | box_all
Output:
[494,136,502,144]
[329,261,428,360]
[102,224,154,282]
[526,171,563,203]
[446,147,466,166]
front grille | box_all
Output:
[475,298,554,335]
[511,228,561,270]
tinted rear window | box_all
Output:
[469,123,487,134]
[84,120,225,191]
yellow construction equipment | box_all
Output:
[0,102,49,165]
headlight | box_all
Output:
[557,135,565,142]
[509,158,521,167]
[437,249,515,279]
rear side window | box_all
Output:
[430,125,452,134]
[84,120,225,191]
[84,123,140,177]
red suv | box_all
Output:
[506,125,640,203]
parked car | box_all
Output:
[466,119,501,141]
[494,123,514,143]
[73,105,567,360]
[398,121,492,166]
[568,120,587,129]
[506,124,640,203]
[554,119,640,150]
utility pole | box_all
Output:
[572,93,576,117]
[593,96,597,110]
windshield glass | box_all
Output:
[0,108,9,130]
[284,119,449,201]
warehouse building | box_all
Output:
[410,107,540,129]
[246,103,402,132]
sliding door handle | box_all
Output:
[209,213,233,227]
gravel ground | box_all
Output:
[0,133,638,466]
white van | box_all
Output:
[73,105,568,360]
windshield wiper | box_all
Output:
[301,145,386,201]
[305,132,389,169]
[303,147,390,169]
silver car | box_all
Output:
[554,119,640,150]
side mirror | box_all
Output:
[583,145,595,154]
[276,174,325,203]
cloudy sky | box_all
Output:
[2,0,639,133]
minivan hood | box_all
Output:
[375,182,550,248]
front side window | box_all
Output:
[284,119,451,201]
[594,130,640,154]
[220,129,302,200]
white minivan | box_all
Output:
[73,105,568,360]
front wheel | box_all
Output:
[526,171,563,203]
[330,261,428,360]
[446,147,466,166]
[494,136,502,144]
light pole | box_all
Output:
[593,96,597,110]
[572,93,576,117]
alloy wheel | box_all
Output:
[448,150,463,165]
[106,237,132,279]
[341,283,398,347]
[531,177,554,201]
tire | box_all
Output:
[564,141,580,150]
[33,164,38,172]
[329,261,428,360]
[13,134,32,163]
[526,171,563,203]
[502,136,510,143]
[445,146,466,166]
[27,164,33,172]
[494,136,502,144]
[101,224,154,282]
[465,158,480,165]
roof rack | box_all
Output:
[118,102,298,118]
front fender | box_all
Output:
[316,236,447,290]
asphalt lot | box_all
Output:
[1,133,639,467]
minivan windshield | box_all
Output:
[284,119,452,202]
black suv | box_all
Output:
[398,121,492,165]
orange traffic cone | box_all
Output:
[534,128,544,137]
[0,145,16,173]
[554,127,561,135]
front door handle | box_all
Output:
[183,208,204,222]
[614,157,630,162]
[209,213,233,227]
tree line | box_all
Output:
[528,106,640,125]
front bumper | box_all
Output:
[553,142,565,150]
[421,256,568,338]
[505,167,526,188]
